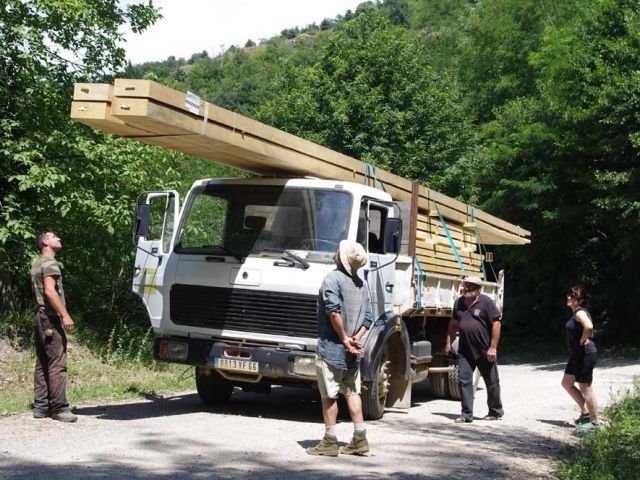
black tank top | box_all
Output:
[565,307,597,356]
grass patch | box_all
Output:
[0,337,195,415]
[556,381,640,480]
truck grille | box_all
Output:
[170,284,318,338]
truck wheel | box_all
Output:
[362,345,390,420]
[195,366,234,403]
[427,356,448,398]
[445,357,480,401]
[446,357,461,400]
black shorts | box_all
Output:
[564,351,597,385]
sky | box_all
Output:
[121,0,365,64]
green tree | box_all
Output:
[258,11,477,196]
[0,0,160,310]
[475,0,640,343]
[455,0,575,122]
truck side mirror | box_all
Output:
[133,203,151,238]
[383,218,402,254]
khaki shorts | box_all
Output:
[315,356,361,399]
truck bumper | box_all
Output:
[154,336,318,382]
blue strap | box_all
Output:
[414,256,424,310]
[435,203,466,275]
[362,163,387,192]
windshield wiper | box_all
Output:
[258,247,309,270]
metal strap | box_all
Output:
[414,256,424,310]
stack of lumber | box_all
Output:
[71,79,530,277]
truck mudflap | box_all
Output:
[360,312,412,415]
[361,313,412,382]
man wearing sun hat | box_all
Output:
[307,240,373,456]
[445,275,504,423]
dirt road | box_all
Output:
[0,357,637,480]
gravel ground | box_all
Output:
[0,357,637,480]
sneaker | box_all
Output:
[339,430,369,455]
[575,421,598,437]
[454,416,473,423]
[306,434,339,456]
[482,415,503,421]
[51,410,78,423]
[33,410,50,419]
[574,413,591,425]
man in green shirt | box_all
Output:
[30,231,77,422]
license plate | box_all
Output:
[214,357,259,373]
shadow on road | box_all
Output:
[74,386,329,423]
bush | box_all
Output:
[0,302,33,349]
[557,382,640,480]
[103,320,155,365]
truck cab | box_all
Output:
[133,177,412,418]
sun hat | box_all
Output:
[338,240,367,276]
[463,275,483,286]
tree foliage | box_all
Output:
[473,0,640,341]
[258,11,478,196]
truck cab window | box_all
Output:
[358,203,387,254]
[175,185,352,255]
[176,193,228,251]
[146,197,166,242]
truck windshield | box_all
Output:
[174,185,352,256]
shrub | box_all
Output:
[0,302,33,349]
[557,382,640,480]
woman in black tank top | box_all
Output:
[560,286,599,434]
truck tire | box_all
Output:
[446,356,461,400]
[195,366,234,403]
[362,344,390,420]
[427,355,448,398]
[445,357,480,401]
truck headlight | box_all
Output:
[157,339,189,362]
[292,356,316,377]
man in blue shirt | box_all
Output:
[307,241,373,456]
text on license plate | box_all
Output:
[214,357,259,373]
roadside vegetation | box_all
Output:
[557,382,640,480]
[0,307,194,415]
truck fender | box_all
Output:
[360,312,411,383]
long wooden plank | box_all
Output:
[71,80,530,245]
[71,101,285,174]
[417,220,478,243]
[415,246,482,267]
[415,242,482,260]
[81,81,528,244]
[416,256,482,276]
[418,254,481,271]
[109,97,421,198]
[417,185,530,236]
[109,79,530,243]
[73,83,112,102]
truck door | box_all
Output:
[132,191,179,328]
[357,200,395,319]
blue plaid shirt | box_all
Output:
[317,268,373,370]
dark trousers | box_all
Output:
[458,354,503,420]
[34,310,69,414]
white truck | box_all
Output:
[133,176,503,419]
[70,79,527,419]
